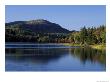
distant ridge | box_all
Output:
[6,19,70,33]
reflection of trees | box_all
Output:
[70,47,106,65]
[5,48,68,64]
[5,47,106,65]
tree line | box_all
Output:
[70,25,106,45]
[5,25,106,45]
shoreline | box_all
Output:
[63,43,106,50]
[89,44,106,50]
[5,42,106,50]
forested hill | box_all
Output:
[5,19,105,44]
[5,19,70,33]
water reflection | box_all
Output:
[6,48,68,64]
[6,47,106,65]
[5,45,106,71]
[70,47,106,66]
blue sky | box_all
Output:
[6,5,106,31]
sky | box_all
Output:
[5,5,106,31]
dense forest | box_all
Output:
[5,19,106,46]
[69,25,106,45]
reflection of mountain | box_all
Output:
[70,47,106,65]
[5,48,69,63]
[5,47,106,66]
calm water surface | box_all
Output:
[5,43,106,71]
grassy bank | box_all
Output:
[63,43,82,47]
[63,43,106,50]
[89,44,106,50]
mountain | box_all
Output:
[6,19,70,33]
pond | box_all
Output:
[5,43,106,71]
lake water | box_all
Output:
[5,43,106,71]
